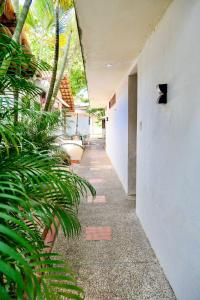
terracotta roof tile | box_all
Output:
[60,76,74,112]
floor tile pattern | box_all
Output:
[85,227,112,241]
[54,139,176,300]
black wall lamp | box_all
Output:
[156,84,168,104]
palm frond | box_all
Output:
[59,8,74,34]
[0,118,95,298]
[0,32,50,97]
[0,13,93,296]
[0,148,91,298]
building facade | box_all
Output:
[75,1,200,299]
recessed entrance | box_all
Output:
[128,73,138,205]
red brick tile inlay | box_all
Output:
[71,160,80,164]
[87,195,106,203]
[85,227,112,241]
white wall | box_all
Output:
[106,78,129,192]
[67,114,90,136]
[136,1,200,299]
[106,1,200,298]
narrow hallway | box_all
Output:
[54,142,176,300]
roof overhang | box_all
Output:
[56,97,70,108]
[74,0,172,107]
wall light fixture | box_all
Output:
[156,84,168,104]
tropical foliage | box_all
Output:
[0,32,48,96]
[70,54,87,96]
[0,1,95,299]
[25,0,87,103]
[0,105,95,299]
[87,108,105,125]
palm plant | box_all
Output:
[0,123,95,298]
[0,0,32,79]
[25,0,74,111]
[16,108,61,151]
[0,32,43,94]
[0,11,96,298]
[25,0,55,61]
[0,99,96,299]
[0,31,49,124]
[44,0,74,111]
[15,107,71,164]
[44,2,60,111]
[51,29,72,110]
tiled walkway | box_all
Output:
[54,141,176,300]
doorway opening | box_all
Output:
[128,73,138,207]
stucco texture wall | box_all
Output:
[106,78,129,192]
[67,114,90,136]
[137,1,200,299]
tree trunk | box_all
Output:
[44,4,60,112]
[75,113,79,135]
[67,42,78,75]
[13,0,20,124]
[63,109,67,137]
[49,31,72,111]
[0,0,32,79]
[13,89,19,124]
[13,0,32,42]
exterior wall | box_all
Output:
[106,1,200,298]
[67,114,90,136]
[106,78,129,192]
[136,1,200,299]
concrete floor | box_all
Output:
[54,142,176,300]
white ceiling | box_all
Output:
[74,0,172,107]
